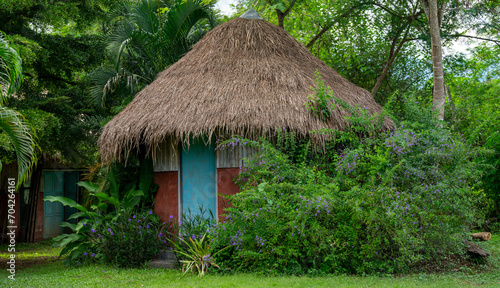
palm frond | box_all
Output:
[0,33,23,102]
[0,107,37,186]
[89,0,216,113]
[161,0,216,61]
[131,0,161,34]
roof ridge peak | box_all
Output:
[240,8,262,19]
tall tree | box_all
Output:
[420,0,445,121]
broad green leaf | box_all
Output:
[95,192,120,210]
[77,181,100,193]
[44,196,88,213]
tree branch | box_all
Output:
[306,4,367,48]
[448,34,500,47]
[276,0,298,28]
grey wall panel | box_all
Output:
[153,142,179,172]
[216,145,258,168]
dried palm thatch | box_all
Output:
[99,16,394,162]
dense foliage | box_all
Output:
[96,210,169,267]
[208,89,486,274]
[44,159,172,267]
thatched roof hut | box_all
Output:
[99,11,392,163]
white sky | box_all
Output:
[215,0,237,16]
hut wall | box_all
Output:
[216,145,258,168]
[154,172,179,223]
[153,141,179,222]
[216,146,256,219]
[153,142,179,172]
[152,142,257,221]
[217,168,240,220]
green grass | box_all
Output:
[1,237,500,287]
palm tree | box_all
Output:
[90,0,217,111]
[0,33,37,186]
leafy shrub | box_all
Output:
[95,210,169,267]
[179,206,217,239]
[210,94,485,274]
[482,132,500,220]
[44,159,166,266]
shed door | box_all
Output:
[181,138,216,218]
[43,171,64,239]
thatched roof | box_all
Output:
[99,14,393,162]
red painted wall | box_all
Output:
[35,192,44,241]
[154,172,179,224]
[217,168,240,220]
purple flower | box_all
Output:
[149,211,153,215]
[169,215,174,219]
[82,221,85,226]
[139,226,142,229]
[158,233,163,237]
[192,234,196,240]
[133,215,136,219]
[108,228,111,232]
[84,252,88,256]
[91,253,95,257]
[147,225,150,229]
[110,232,114,235]
[128,219,131,222]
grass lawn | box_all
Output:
[1,236,499,287]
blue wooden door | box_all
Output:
[43,171,64,239]
[181,138,216,218]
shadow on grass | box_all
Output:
[0,239,62,270]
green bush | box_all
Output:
[44,159,167,267]
[210,95,485,274]
[96,210,169,267]
[482,132,500,220]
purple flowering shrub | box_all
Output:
[46,158,160,266]
[96,210,171,267]
[211,97,485,274]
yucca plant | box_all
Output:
[170,232,230,277]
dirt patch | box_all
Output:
[0,255,61,270]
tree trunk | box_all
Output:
[421,0,445,121]
[371,27,410,97]
[24,160,43,242]
[471,232,492,241]
[276,10,285,28]
[274,0,297,29]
